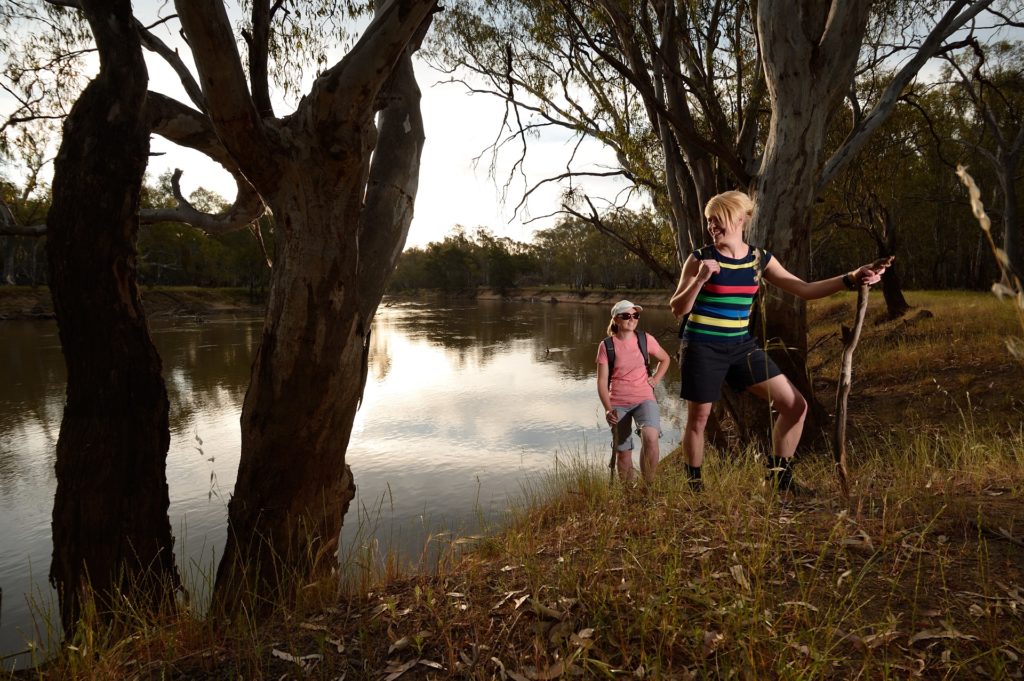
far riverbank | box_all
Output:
[0,285,670,322]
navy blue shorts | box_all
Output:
[679,338,782,403]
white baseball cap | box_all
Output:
[610,300,643,317]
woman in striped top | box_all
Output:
[669,190,887,494]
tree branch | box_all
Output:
[135,18,207,112]
[819,0,994,191]
[246,0,274,117]
[0,201,46,236]
[139,169,265,234]
[174,0,278,190]
[306,0,439,133]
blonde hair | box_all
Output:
[704,190,754,227]
[606,318,618,336]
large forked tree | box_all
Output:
[170,0,439,607]
[45,0,179,631]
[3,0,438,620]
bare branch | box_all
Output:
[145,91,238,172]
[513,170,635,216]
[246,0,274,117]
[820,0,994,191]
[136,18,207,113]
[174,0,278,189]
[139,169,265,234]
[0,201,45,236]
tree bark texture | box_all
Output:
[173,0,438,608]
[47,0,178,633]
[737,0,872,446]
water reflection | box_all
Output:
[0,299,683,668]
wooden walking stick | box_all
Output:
[609,429,617,485]
[833,256,894,498]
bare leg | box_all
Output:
[746,375,808,460]
[639,426,659,483]
[616,449,634,482]
[682,401,713,467]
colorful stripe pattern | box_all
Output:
[683,246,772,344]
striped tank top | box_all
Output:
[682,245,772,344]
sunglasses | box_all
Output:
[616,312,641,320]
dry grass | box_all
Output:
[808,291,1024,434]
[16,431,1021,680]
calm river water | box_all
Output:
[0,298,684,668]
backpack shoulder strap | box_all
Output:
[752,246,766,286]
[603,336,615,388]
[636,332,651,376]
[694,244,715,261]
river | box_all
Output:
[0,298,684,669]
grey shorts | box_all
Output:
[610,399,662,452]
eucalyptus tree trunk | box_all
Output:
[742,0,872,441]
[47,0,178,632]
[996,146,1022,279]
[173,0,437,608]
[875,213,910,319]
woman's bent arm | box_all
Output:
[669,255,705,316]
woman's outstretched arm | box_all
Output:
[763,258,887,300]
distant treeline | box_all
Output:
[1,172,272,292]
[388,211,675,293]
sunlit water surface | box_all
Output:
[0,299,684,668]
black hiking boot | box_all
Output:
[765,456,815,497]
[685,464,704,493]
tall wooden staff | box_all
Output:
[834,256,894,497]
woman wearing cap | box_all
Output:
[596,300,671,483]
[669,190,888,494]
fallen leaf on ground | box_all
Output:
[388,637,410,654]
[730,565,751,592]
[270,648,322,669]
[382,658,418,681]
[908,627,979,645]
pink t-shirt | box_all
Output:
[595,333,664,406]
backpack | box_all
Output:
[677,244,767,339]
[603,333,651,388]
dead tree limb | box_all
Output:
[833,256,894,497]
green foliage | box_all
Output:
[812,55,1024,290]
[389,209,675,292]
[390,227,532,292]
[0,171,48,285]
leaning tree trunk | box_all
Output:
[741,0,872,447]
[212,46,429,607]
[877,223,910,319]
[47,0,178,633]
[997,146,1022,280]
